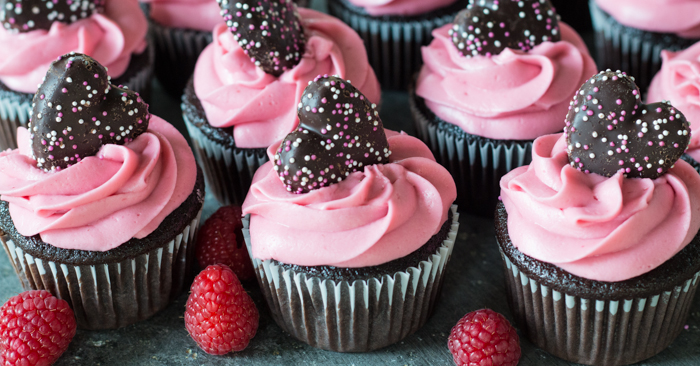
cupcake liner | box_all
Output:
[0,210,202,330]
[242,205,459,352]
[149,21,213,96]
[0,94,31,151]
[183,112,269,206]
[0,46,154,151]
[681,153,700,174]
[410,91,532,217]
[589,0,698,92]
[499,250,700,366]
[327,0,463,90]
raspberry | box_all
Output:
[185,264,259,355]
[448,309,521,366]
[196,205,255,281]
[0,290,76,366]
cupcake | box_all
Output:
[0,0,153,151]
[242,76,458,352]
[410,0,597,216]
[647,42,700,170]
[183,0,380,205]
[328,0,468,89]
[140,0,220,96]
[589,0,700,93]
[497,70,700,365]
[0,53,204,330]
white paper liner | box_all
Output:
[589,0,697,92]
[183,111,269,205]
[409,91,532,216]
[499,249,700,366]
[327,0,459,90]
[0,209,202,330]
[242,205,459,352]
[149,21,213,95]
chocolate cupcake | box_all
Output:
[410,0,597,216]
[0,53,204,330]
[497,70,700,365]
[589,0,700,93]
[183,0,380,205]
[327,0,468,90]
[0,0,153,151]
[242,76,458,352]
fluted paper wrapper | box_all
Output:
[589,0,697,92]
[0,48,153,151]
[499,250,700,366]
[327,0,458,90]
[243,205,459,352]
[149,21,213,96]
[0,210,201,330]
[183,112,268,206]
[410,92,532,217]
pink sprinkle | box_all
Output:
[616,99,622,105]
[619,160,624,165]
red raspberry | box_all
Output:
[0,290,76,366]
[448,309,521,366]
[196,205,255,281]
[185,264,259,355]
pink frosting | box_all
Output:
[0,0,148,94]
[193,8,381,149]
[346,0,458,16]
[0,116,197,252]
[595,0,700,39]
[500,134,700,282]
[141,0,222,32]
[648,42,700,160]
[242,131,457,267]
[416,22,597,140]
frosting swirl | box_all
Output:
[0,0,148,94]
[0,116,197,252]
[242,130,456,267]
[345,0,458,16]
[648,42,700,160]
[415,22,597,140]
[595,0,700,39]
[193,8,381,149]
[500,133,700,282]
[141,0,222,32]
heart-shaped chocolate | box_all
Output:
[219,0,305,77]
[0,0,105,33]
[565,70,690,179]
[29,53,150,172]
[274,75,390,193]
[450,0,560,58]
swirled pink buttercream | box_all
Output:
[193,8,381,149]
[500,134,700,282]
[648,42,700,161]
[415,22,597,140]
[595,0,700,38]
[141,0,222,32]
[345,0,458,16]
[242,131,456,267]
[0,116,197,252]
[0,0,148,94]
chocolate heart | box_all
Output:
[219,0,305,77]
[0,0,105,33]
[274,75,390,194]
[450,0,560,58]
[29,53,150,172]
[565,70,690,179]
